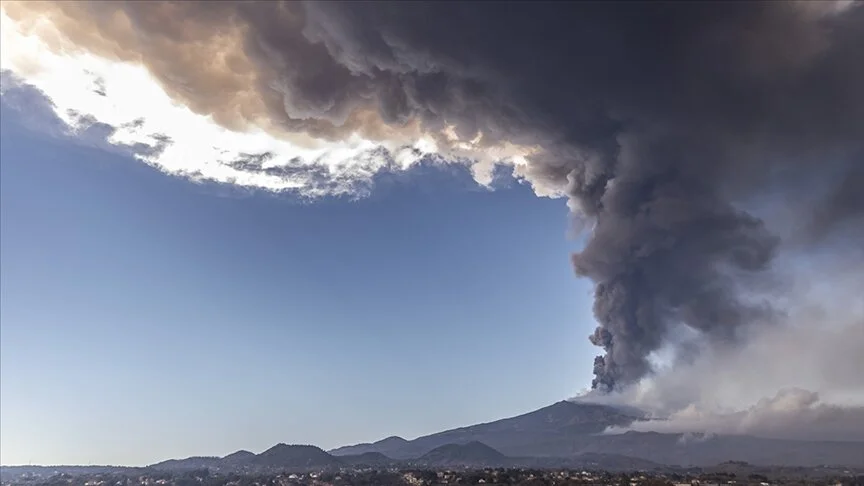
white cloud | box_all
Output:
[610,388,864,442]
[0,8,538,198]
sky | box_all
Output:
[1,0,863,468]
[0,95,596,465]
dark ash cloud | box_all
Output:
[5,1,863,391]
[304,1,864,391]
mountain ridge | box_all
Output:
[330,400,640,459]
[40,401,862,472]
[325,400,864,467]
[418,441,508,467]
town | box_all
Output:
[3,467,862,486]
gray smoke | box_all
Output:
[7,1,864,390]
[298,2,864,391]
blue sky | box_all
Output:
[0,102,598,466]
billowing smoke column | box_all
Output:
[576,140,781,390]
[4,1,863,390]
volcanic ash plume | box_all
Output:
[1,1,863,391]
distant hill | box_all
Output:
[149,444,342,473]
[253,444,340,468]
[374,436,410,450]
[222,450,255,466]
[419,442,508,467]
[329,436,409,457]
[150,457,222,472]
[337,452,393,466]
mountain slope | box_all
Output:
[222,450,255,464]
[329,436,409,457]
[419,442,508,467]
[328,401,864,467]
[331,401,639,459]
[337,452,393,466]
[150,456,222,472]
